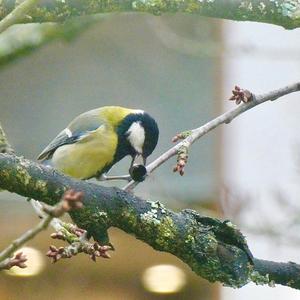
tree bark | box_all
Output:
[1,153,300,289]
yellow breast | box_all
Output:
[51,125,118,179]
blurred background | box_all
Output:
[0,12,299,300]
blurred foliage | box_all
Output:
[0,14,110,67]
[1,0,299,29]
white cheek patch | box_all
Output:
[126,122,145,154]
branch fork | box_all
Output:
[0,252,27,270]
[47,222,112,263]
[0,189,84,271]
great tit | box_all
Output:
[38,106,159,182]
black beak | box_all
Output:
[130,154,143,167]
[129,154,147,182]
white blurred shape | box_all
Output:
[142,264,187,294]
[222,20,300,300]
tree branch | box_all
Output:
[1,0,300,29]
[124,82,300,191]
[0,153,300,289]
[0,213,53,270]
[0,189,83,270]
[253,258,300,288]
[0,252,27,270]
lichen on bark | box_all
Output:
[0,153,254,287]
[1,153,300,289]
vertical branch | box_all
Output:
[0,122,14,154]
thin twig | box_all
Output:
[123,82,300,191]
[0,214,52,269]
[0,252,27,270]
[0,189,83,270]
[47,223,111,263]
[31,191,112,263]
[0,0,40,34]
[2,153,300,288]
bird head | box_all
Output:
[116,110,159,161]
[115,110,159,181]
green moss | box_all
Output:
[60,222,81,243]
[92,209,109,227]
[71,207,96,229]
[176,215,252,288]
[184,233,195,245]
[185,232,221,283]
[95,210,108,218]
[250,270,271,286]
[34,179,48,195]
[16,165,31,186]
[120,207,139,230]
[155,216,176,248]
[0,169,9,180]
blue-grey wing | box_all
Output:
[37,129,79,161]
[37,108,104,161]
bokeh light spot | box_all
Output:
[5,247,45,277]
[142,264,187,294]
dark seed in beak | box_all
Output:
[129,165,147,182]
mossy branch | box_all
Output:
[0,0,300,29]
[0,153,300,289]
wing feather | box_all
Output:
[37,129,78,161]
[37,109,104,161]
